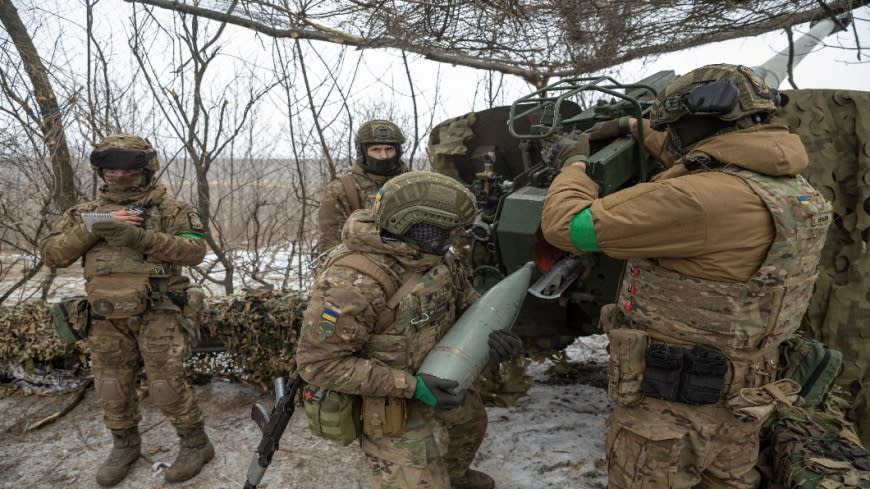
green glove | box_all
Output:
[414,374,466,410]
[586,116,631,141]
[91,220,146,249]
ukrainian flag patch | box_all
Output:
[321,307,340,323]
[375,189,385,202]
[798,195,809,204]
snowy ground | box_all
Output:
[0,336,612,489]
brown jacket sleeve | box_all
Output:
[317,179,351,252]
[296,267,418,399]
[541,166,600,252]
[543,166,773,281]
[138,202,206,266]
[632,119,676,167]
[39,206,100,269]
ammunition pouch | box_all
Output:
[607,329,648,407]
[777,333,843,408]
[361,396,408,440]
[50,296,89,345]
[177,285,205,343]
[302,384,362,446]
[641,343,727,405]
[86,274,150,319]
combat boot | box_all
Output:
[164,425,215,483]
[96,427,141,487]
[451,469,495,489]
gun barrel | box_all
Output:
[752,17,848,88]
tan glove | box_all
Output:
[91,220,147,249]
[586,116,631,141]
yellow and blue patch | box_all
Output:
[321,307,341,323]
[797,195,810,205]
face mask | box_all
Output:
[103,170,146,192]
[401,223,460,256]
[363,155,401,176]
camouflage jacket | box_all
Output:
[297,209,478,400]
[40,184,206,293]
[317,162,408,252]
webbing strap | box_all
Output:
[332,254,398,298]
[331,253,426,333]
[339,174,362,212]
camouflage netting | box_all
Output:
[0,301,84,367]
[773,89,870,447]
[191,289,304,387]
[0,289,307,389]
[155,1,868,85]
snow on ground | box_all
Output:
[0,336,612,489]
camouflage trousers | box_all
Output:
[361,389,487,489]
[89,307,203,431]
[606,398,765,489]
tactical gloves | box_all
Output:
[546,133,590,168]
[585,116,632,141]
[413,373,466,410]
[488,329,523,363]
[91,220,147,249]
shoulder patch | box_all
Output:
[187,210,204,231]
[321,307,341,323]
[317,321,335,341]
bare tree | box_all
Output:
[124,0,869,86]
[0,0,77,212]
[127,3,277,294]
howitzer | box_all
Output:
[427,17,847,349]
[242,376,303,489]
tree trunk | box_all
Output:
[0,0,77,212]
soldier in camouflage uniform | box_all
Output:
[541,64,832,488]
[297,171,522,489]
[39,134,213,486]
[317,119,409,252]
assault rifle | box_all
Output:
[242,376,303,489]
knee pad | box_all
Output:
[150,379,181,406]
[97,378,128,408]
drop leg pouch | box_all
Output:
[607,328,649,407]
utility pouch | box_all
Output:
[302,384,362,446]
[679,346,728,405]
[50,296,89,345]
[86,274,150,318]
[607,329,649,407]
[777,333,843,408]
[641,343,684,401]
[362,396,408,439]
[180,285,206,343]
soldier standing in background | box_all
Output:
[297,171,522,489]
[317,119,409,252]
[39,134,213,486]
[541,64,831,487]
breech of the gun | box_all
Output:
[528,255,585,300]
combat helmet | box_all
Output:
[90,133,159,181]
[355,119,406,175]
[650,64,779,131]
[373,171,476,255]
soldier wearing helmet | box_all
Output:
[541,64,831,487]
[317,119,410,252]
[40,134,213,486]
[297,171,521,489]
